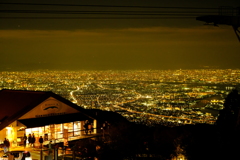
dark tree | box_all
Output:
[215,89,240,159]
[150,125,178,159]
[181,124,219,160]
[216,89,240,130]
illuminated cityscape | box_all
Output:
[0,1,239,159]
[1,69,238,127]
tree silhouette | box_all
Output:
[180,124,219,160]
[106,122,150,159]
[215,89,240,159]
[216,89,240,130]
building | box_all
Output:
[0,89,98,147]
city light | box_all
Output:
[0,69,237,126]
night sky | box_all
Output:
[0,0,240,71]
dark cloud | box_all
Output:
[0,0,240,71]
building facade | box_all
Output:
[0,89,97,147]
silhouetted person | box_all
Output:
[28,134,32,147]
[31,133,35,148]
[88,123,93,134]
[23,134,27,148]
[84,120,89,135]
[39,136,43,148]
[3,138,9,153]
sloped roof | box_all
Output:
[18,113,93,128]
[84,109,129,124]
[0,89,91,130]
[0,89,48,121]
